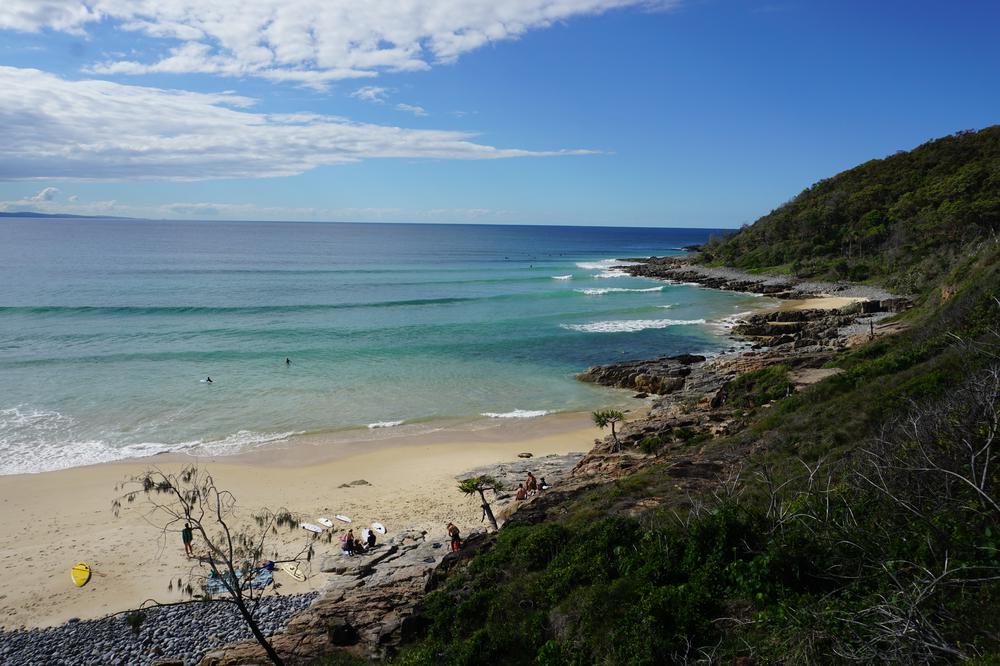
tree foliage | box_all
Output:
[701,126,1000,295]
[113,465,314,666]
[592,409,625,451]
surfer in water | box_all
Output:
[205,376,213,383]
[285,357,291,366]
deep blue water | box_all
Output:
[0,219,763,473]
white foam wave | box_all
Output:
[551,274,573,280]
[481,409,551,419]
[560,318,707,333]
[0,406,300,474]
[593,269,630,278]
[367,420,404,429]
[190,430,300,456]
[657,304,675,309]
[576,286,664,295]
[575,258,641,270]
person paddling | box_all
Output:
[205,376,213,383]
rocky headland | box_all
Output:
[3,256,914,666]
[194,256,914,664]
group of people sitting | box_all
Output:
[514,471,547,501]
[340,528,377,556]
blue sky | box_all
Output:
[0,0,997,227]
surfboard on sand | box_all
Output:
[317,517,334,528]
[71,562,91,587]
[335,514,352,523]
[371,522,386,535]
[279,562,306,582]
[301,522,323,533]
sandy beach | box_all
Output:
[0,413,600,630]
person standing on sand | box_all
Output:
[182,523,194,558]
[447,523,462,551]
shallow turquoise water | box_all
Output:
[0,219,765,473]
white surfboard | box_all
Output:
[335,514,352,523]
[317,517,334,528]
[279,562,306,582]
[300,522,323,533]
[371,522,386,534]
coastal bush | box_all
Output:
[638,435,664,454]
[722,364,792,408]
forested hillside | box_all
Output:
[354,130,1000,666]
[701,126,1000,295]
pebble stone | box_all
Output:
[0,592,318,666]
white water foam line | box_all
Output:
[0,405,301,474]
[575,259,642,270]
[575,286,664,295]
[480,409,552,419]
[367,420,405,429]
[560,318,707,333]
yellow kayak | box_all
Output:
[71,562,91,587]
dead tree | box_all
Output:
[113,465,314,666]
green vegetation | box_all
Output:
[592,409,625,451]
[381,129,1000,663]
[458,475,503,532]
[637,434,664,455]
[721,364,792,408]
[701,126,1000,295]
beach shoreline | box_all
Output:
[0,411,602,630]
[0,254,889,636]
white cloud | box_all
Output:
[0,194,119,214]
[350,86,391,103]
[396,103,428,117]
[0,1,679,87]
[0,66,597,181]
[0,195,513,222]
[151,201,506,222]
[29,186,60,201]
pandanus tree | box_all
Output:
[458,475,503,532]
[592,409,625,452]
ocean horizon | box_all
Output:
[0,218,766,474]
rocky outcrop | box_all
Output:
[199,529,468,665]
[577,354,706,395]
[619,255,905,303]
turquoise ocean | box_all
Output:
[0,219,768,474]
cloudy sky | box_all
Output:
[0,1,998,226]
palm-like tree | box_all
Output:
[458,475,503,531]
[592,409,625,452]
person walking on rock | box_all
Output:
[447,522,462,551]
